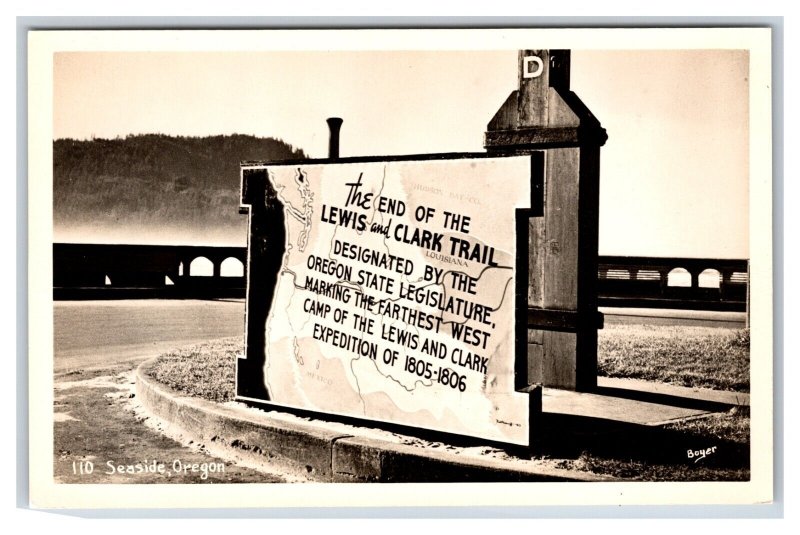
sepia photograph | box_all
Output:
[26,27,774,509]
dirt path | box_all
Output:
[54,364,287,484]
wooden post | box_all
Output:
[486,50,606,391]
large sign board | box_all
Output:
[238,154,536,446]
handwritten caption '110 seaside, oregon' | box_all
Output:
[299,170,509,393]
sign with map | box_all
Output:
[238,154,535,445]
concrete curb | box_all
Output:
[136,359,611,482]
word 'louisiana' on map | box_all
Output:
[238,154,536,446]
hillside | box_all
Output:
[53,134,307,245]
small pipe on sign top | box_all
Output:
[326,117,343,159]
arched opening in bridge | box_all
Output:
[189,257,214,277]
[220,257,244,277]
[667,268,691,287]
[178,262,184,277]
[699,269,721,288]
[104,275,111,286]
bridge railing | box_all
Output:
[597,255,748,311]
[53,243,247,300]
[52,244,749,310]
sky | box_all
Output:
[53,49,750,258]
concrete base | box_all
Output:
[136,359,747,483]
[136,359,610,482]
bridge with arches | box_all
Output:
[53,244,748,311]
[53,243,248,299]
[597,255,748,311]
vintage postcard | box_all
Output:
[27,27,773,509]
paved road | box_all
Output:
[54,299,245,372]
[600,307,746,329]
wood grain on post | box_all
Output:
[486,49,605,391]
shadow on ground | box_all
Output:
[535,406,750,481]
[593,385,739,412]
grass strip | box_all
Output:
[149,325,750,403]
[148,338,238,403]
[598,325,749,392]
